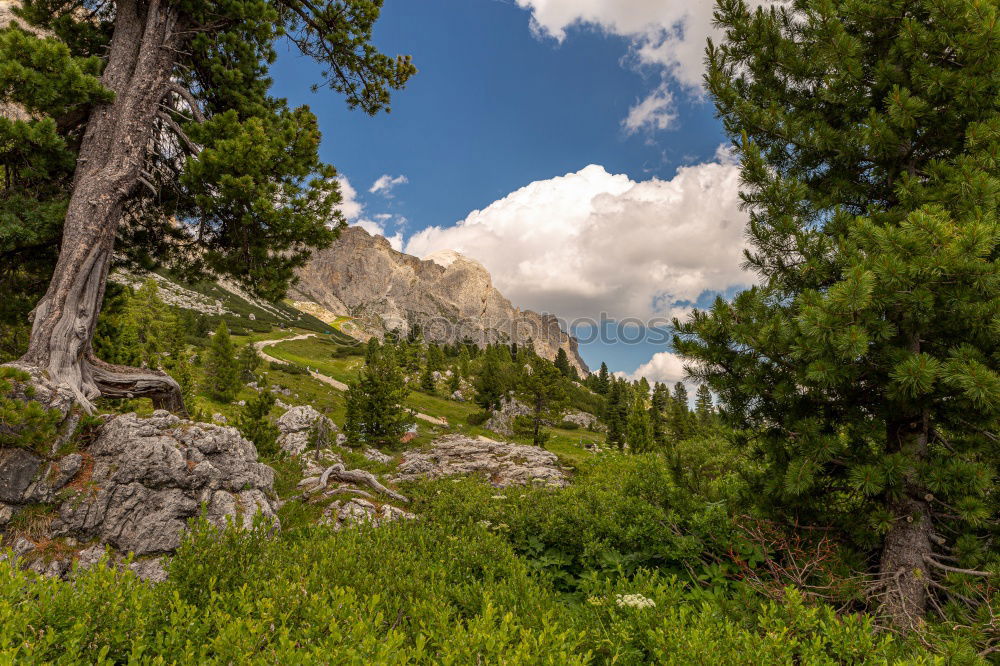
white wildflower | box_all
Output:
[615,594,655,609]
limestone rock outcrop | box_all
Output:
[276,404,337,456]
[1,408,279,579]
[289,227,588,375]
[392,434,568,488]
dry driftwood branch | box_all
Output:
[317,464,409,504]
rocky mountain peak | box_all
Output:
[290,227,589,375]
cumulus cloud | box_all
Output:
[336,175,403,250]
[515,0,772,130]
[405,154,752,323]
[370,174,409,197]
[616,351,687,385]
[335,175,363,221]
[623,84,677,134]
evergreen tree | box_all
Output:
[596,362,611,395]
[554,347,576,380]
[204,322,240,403]
[694,384,714,423]
[447,371,461,394]
[419,363,436,393]
[670,383,692,441]
[650,382,671,448]
[237,344,262,382]
[603,379,629,450]
[626,391,654,452]
[426,344,446,372]
[457,346,472,376]
[3,0,414,410]
[514,355,566,447]
[474,347,509,411]
[236,388,280,458]
[674,0,1000,627]
[344,344,411,448]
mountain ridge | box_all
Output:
[289,227,589,375]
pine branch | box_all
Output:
[923,554,992,578]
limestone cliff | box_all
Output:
[289,227,589,375]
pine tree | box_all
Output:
[474,347,509,411]
[344,344,411,448]
[419,363,436,393]
[626,391,654,452]
[426,344,446,373]
[514,355,566,447]
[667,382,689,438]
[236,388,280,458]
[4,0,414,410]
[237,344,262,382]
[596,362,611,395]
[650,382,671,448]
[554,347,576,380]
[694,385,714,423]
[204,322,240,403]
[674,0,1000,628]
[603,379,629,450]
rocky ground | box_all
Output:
[1,366,575,582]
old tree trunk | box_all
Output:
[17,0,185,412]
[877,415,934,631]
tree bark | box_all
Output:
[878,415,933,631]
[17,0,185,413]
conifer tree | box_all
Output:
[419,363,436,393]
[650,382,671,448]
[3,0,415,410]
[474,347,509,411]
[626,390,654,452]
[603,379,629,450]
[426,344,445,373]
[236,388,280,458]
[344,344,411,447]
[694,385,714,423]
[204,322,240,403]
[675,0,1000,627]
[237,345,262,383]
[596,362,611,395]
[554,347,576,380]
[514,355,566,447]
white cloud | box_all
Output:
[623,84,677,134]
[405,154,751,323]
[617,351,687,385]
[335,175,403,250]
[515,0,773,130]
[370,174,409,197]
[335,175,363,221]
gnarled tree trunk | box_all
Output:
[17,0,185,412]
[878,415,933,631]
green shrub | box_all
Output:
[465,410,490,426]
[558,420,581,430]
[0,367,62,453]
[268,360,307,375]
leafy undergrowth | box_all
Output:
[0,460,956,664]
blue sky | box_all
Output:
[269,0,751,383]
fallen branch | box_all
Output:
[318,464,409,504]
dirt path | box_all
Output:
[255,333,448,427]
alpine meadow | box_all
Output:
[0,0,997,663]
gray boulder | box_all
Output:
[484,396,532,436]
[276,405,337,456]
[52,411,278,556]
[393,434,568,488]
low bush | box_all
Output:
[268,361,307,375]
